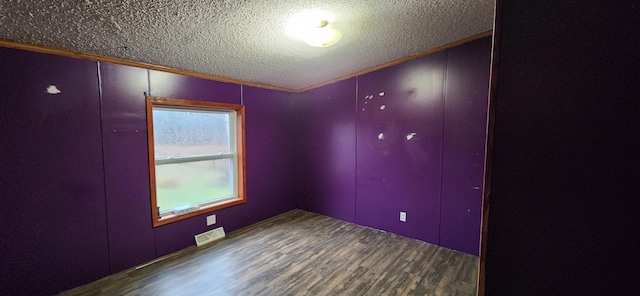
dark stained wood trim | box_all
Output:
[0,39,297,93]
[146,96,247,227]
[477,1,502,295]
[297,30,494,92]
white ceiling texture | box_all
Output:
[0,0,494,91]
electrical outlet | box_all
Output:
[206,214,216,226]
[400,211,406,222]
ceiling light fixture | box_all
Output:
[285,10,342,48]
[302,20,342,47]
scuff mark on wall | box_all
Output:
[46,85,61,94]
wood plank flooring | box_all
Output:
[60,210,478,296]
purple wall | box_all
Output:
[298,37,491,255]
[485,1,639,294]
[0,48,110,294]
[297,78,357,222]
[440,37,492,254]
[243,86,298,221]
[99,63,156,273]
[357,51,446,245]
[1,50,297,294]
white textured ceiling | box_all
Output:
[0,0,494,90]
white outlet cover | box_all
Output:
[207,214,216,226]
[400,212,407,222]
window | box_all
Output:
[146,97,246,227]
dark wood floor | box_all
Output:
[60,210,478,295]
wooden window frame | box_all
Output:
[146,97,246,227]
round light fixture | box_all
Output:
[302,20,342,47]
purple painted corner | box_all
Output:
[297,78,357,223]
[243,86,298,219]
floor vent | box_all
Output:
[195,227,225,247]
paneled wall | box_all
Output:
[297,78,357,222]
[0,48,110,295]
[99,63,156,273]
[356,50,447,245]
[298,37,492,256]
[0,48,297,295]
[440,39,491,253]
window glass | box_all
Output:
[155,159,233,211]
[153,108,231,158]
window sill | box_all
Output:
[153,197,246,227]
